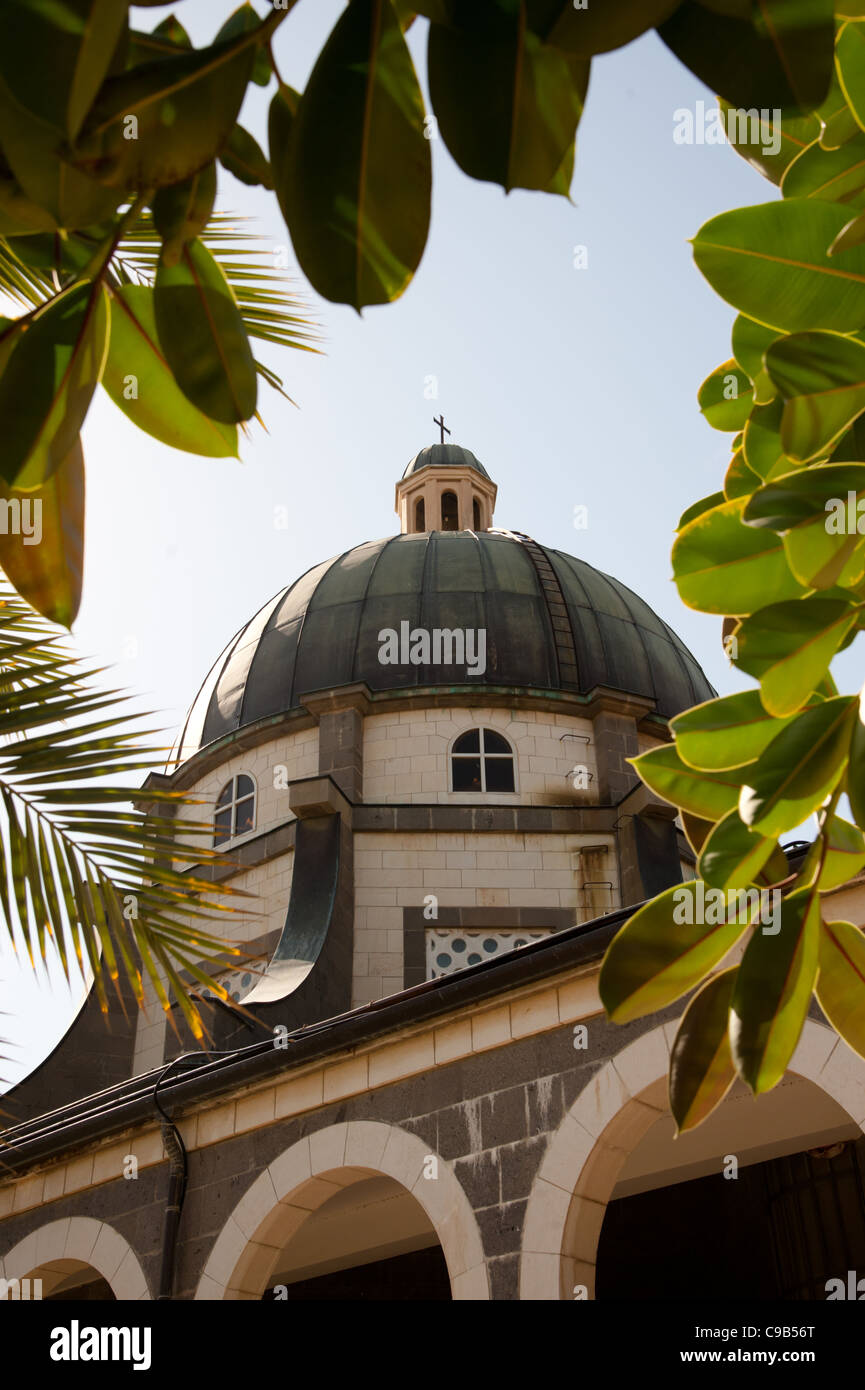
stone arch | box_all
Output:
[0,1216,151,1300]
[520,1019,865,1300]
[196,1119,489,1300]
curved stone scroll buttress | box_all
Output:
[183,776,355,1052]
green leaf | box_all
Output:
[659,0,835,114]
[739,696,857,836]
[152,162,217,266]
[71,27,258,189]
[154,239,257,424]
[743,461,865,588]
[780,130,865,207]
[744,461,865,528]
[724,445,761,499]
[268,83,299,209]
[672,689,798,770]
[219,124,273,189]
[682,811,716,856]
[526,0,680,55]
[673,495,807,616]
[808,814,865,890]
[731,313,780,403]
[428,3,588,193]
[743,397,796,478]
[631,743,751,820]
[669,969,737,1133]
[850,684,865,829]
[279,0,431,309]
[103,285,238,457]
[600,881,749,1025]
[730,883,820,1093]
[828,208,865,253]
[698,359,753,431]
[0,435,84,626]
[0,81,119,229]
[698,808,780,891]
[836,19,865,138]
[692,199,865,333]
[817,918,865,1058]
[734,595,860,717]
[817,67,861,150]
[0,280,108,488]
[677,491,726,530]
[719,98,819,184]
[214,3,272,87]
[152,15,191,49]
[765,331,865,461]
[0,0,128,139]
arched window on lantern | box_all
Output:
[415,496,425,532]
[441,490,459,531]
[213,773,256,846]
[451,729,515,793]
[472,496,482,530]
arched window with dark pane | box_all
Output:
[451,728,515,792]
[213,773,256,846]
[415,496,425,532]
[472,496,481,530]
[441,490,459,531]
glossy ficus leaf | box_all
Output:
[698,809,779,892]
[850,684,865,829]
[0,82,119,230]
[816,68,861,150]
[765,331,865,462]
[681,811,715,856]
[669,969,737,1134]
[0,436,84,627]
[698,359,752,431]
[829,208,865,253]
[70,29,256,189]
[672,690,798,771]
[692,200,865,333]
[0,166,59,235]
[0,280,108,488]
[739,697,857,836]
[744,462,865,529]
[724,446,761,500]
[219,124,273,189]
[0,0,128,140]
[780,130,865,207]
[659,0,835,114]
[599,882,748,1025]
[630,743,751,821]
[676,491,726,530]
[817,918,865,1059]
[152,162,216,267]
[214,3,272,87]
[806,815,865,891]
[718,99,819,185]
[103,285,238,457]
[742,398,797,479]
[428,4,588,195]
[731,313,780,398]
[279,0,431,308]
[154,239,257,424]
[734,596,860,717]
[730,883,820,1093]
[673,495,807,616]
[526,0,680,55]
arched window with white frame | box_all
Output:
[451,728,515,793]
[213,773,256,846]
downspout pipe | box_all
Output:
[152,1057,191,1301]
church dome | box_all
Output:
[175,528,715,763]
[402,443,491,480]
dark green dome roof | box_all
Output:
[402,443,490,479]
[176,531,715,761]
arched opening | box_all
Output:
[441,490,459,531]
[520,1021,865,1300]
[7,1261,118,1301]
[264,1174,451,1300]
[213,772,256,846]
[0,1217,150,1300]
[197,1121,488,1300]
[414,496,425,532]
[451,728,515,792]
[472,496,481,530]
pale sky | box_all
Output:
[1,1,854,1090]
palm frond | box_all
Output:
[0,583,255,1050]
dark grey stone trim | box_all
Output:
[403,906,576,988]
